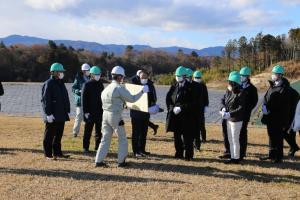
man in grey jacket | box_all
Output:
[95,66,149,167]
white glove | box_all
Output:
[85,113,90,119]
[204,106,209,113]
[46,115,55,123]
[173,107,182,115]
[262,105,269,115]
[221,107,226,112]
[219,108,226,116]
[223,112,231,120]
[142,85,149,93]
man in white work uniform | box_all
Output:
[95,66,149,167]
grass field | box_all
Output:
[0,115,299,200]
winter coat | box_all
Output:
[41,76,70,122]
[242,82,258,122]
[81,79,104,122]
[72,73,89,107]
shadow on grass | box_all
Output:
[0,167,187,184]
[129,162,300,184]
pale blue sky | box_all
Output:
[0,0,300,49]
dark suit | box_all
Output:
[81,79,104,151]
[166,81,195,160]
[240,82,258,159]
[130,78,157,154]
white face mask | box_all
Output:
[140,79,148,85]
[59,72,64,79]
[176,76,184,83]
[94,75,100,81]
[227,85,233,91]
[241,76,248,83]
[85,71,90,76]
[271,74,279,82]
[194,78,201,83]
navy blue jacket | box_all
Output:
[41,76,70,122]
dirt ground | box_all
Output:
[0,115,299,200]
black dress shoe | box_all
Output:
[134,153,144,158]
[271,158,283,164]
[174,154,184,159]
[118,162,128,168]
[95,162,108,167]
[259,156,271,161]
[83,149,90,154]
[288,146,300,157]
[153,125,159,135]
[56,154,70,158]
[218,154,231,159]
[224,159,240,164]
[140,151,151,155]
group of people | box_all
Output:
[40,62,300,167]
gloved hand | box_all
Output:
[221,107,226,112]
[149,105,159,115]
[142,85,149,93]
[262,105,269,115]
[204,106,209,113]
[46,115,55,123]
[219,107,226,116]
[222,112,231,120]
[85,113,90,119]
[173,107,182,115]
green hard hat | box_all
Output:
[272,65,284,74]
[228,71,241,85]
[50,63,65,72]
[185,68,193,77]
[240,66,251,76]
[175,66,187,76]
[193,71,202,78]
[90,66,101,75]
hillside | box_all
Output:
[0,35,224,56]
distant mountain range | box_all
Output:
[0,35,224,56]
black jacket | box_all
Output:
[242,82,258,122]
[0,81,3,96]
[287,86,300,125]
[189,81,203,117]
[166,81,194,132]
[221,89,246,122]
[199,82,209,109]
[81,79,104,122]
[41,76,70,122]
[262,78,291,127]
[130,78,157,119]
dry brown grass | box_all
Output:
[0,115,299,200]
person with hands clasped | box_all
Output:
[166,66,195,161]
[220,71,246,164]
[41,63,71,160]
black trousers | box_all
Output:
[267,123,284,160]
[43,121,65,157]
[240,121,248,158]
[83,120,102,151]
[222,119,230,154]
[148,121,158,131]
[284,130,299,151]
[131,118,149,154]
[174,131,194,159]
[193,116,202,149]
[199,114,207,142]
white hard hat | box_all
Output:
[136,70,142,76]
[111,66,125,76]
[81,63,90,71]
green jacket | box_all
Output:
[72,73,89,107]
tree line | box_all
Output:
[0,27,299,82]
